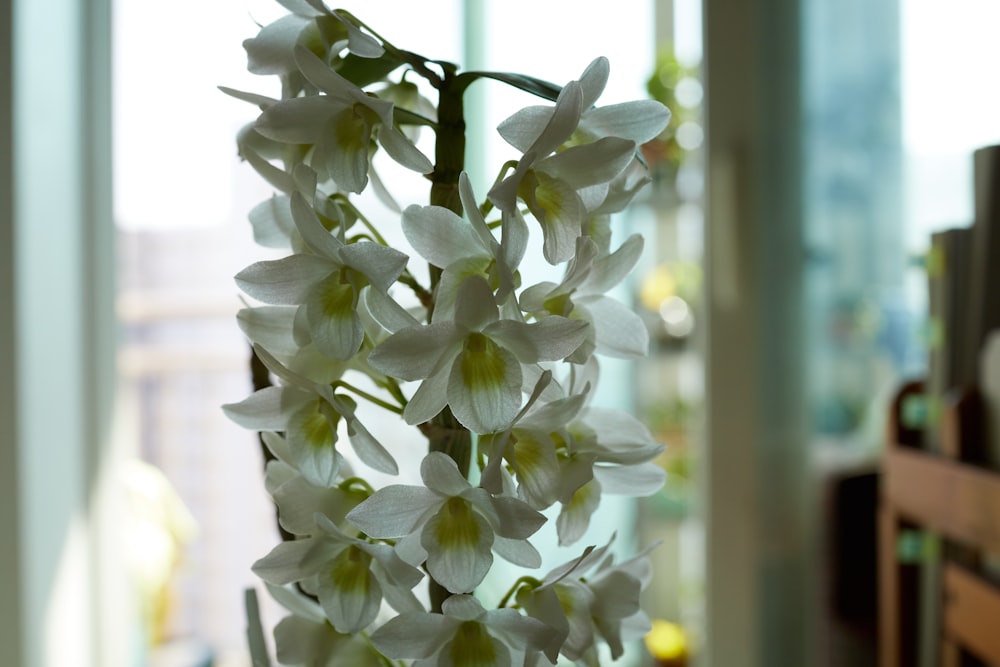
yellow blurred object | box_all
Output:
[640,265,678,312]
[645,619,689,666]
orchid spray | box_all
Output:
[223,3,671,665]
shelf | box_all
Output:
[883,446,1000,553]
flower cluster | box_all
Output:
[224,3,671,665]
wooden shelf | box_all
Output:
[880,381,1000,667]
[883,447,1000,553]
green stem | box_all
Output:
[334,381,404,414]
[497,576,540,609]
[424,66,474,614]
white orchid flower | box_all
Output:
[254,45,432,193]
[223,345,399,483]
[235,191,409,361]
[235,304,352,386]
[243,1,385,79]
[253,513,424,633]
[554,405,666,545]
[265,582,387,667]
[514,538,615,663]
[478,372,588,511]
[403,172,527,321]
[497,57,671,152]
[516,535,655,664]
[264,459,368,536]
[370,593,550,667]
[480,360,664,545]
[581,545,656,661]
[520,234,649,361]
[346,452,545,595]
[367,275,588,434]
[489,58,664,265]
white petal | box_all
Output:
[492,535,541,568]
[499,208,529,292]
[264,458,298,495]
[485,317,589,364]
[438,594,484,622]
[594,462,666,496]
[239,136,295,193]
[273,477,361,535]
[453,276,499,332]
[318,546,382,633]
[287,429,342,489]
[219,86,281,111]
[459,173,498,250]
[519,390,589,432]
[584,233,643,294]
[421,498,494,594]
[222,385,311,431]
[552,581,598,660]
[516,586,568,663]
[508,433,561,510]
[497,105,554,153]
[266,582,326,622]
[361,286,421,333]
[378,125,434,174]
[528,173,587,264]
[346,485,442,538]
[248,195,296,248]
[361,541,424,590]
[589,569,642,621]
[293,45,358,99]
[236,254,332,305]
[272,615,329,665]
[580,407,663,464]
[262,431,295,465]
[489,494,546,539]
[538,137,636,190]
[274,0,327,16]
[252,536,328,585]
[237,306,299,356]
[315,118,370,193]
[370,612,457,659]
[256,95,336,144]
[526,81,584,158]
[331,10,385,58]
[581,100,671,144]
[432,256,492,324]
[403,369,450,425]
[333,395,399,475]
[338,241,409,292]
[577,57,611,108]
[579,296,649,359]
[377,572,425,614]
[420,451,472,497]
[402,204,483,269]
[243,14,312,75]
[447,337,522,434]
[394,529,428,567]
[290,191,343,258]
[368,322,462,381]
[483,606,552,653]
[557,479,602,547]
[305,277,364,360]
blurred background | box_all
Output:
[3,0,1000,665]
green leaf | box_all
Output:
[245,588,273,667]
[336,52,405,88]
[393,106,436,128]
[459,71,563,102]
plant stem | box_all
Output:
[425,65,473,614]
[334,380,404,414]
